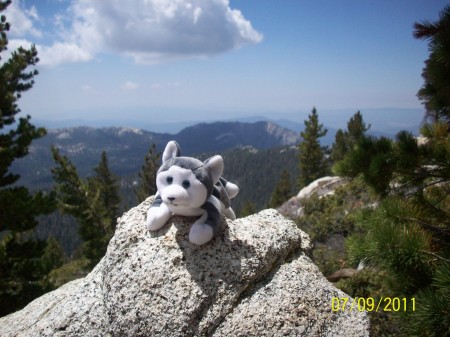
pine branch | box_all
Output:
[404,217,450,236]
[431,188,450,207]
[420,250,450,263]
[326,268,359,282]
[392,175,449,193]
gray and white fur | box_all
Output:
[146,141,239,245]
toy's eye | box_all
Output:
[182,180,190,189]
[166,176,173,184]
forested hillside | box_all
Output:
[11,122,299,189]
[33,144,299,256]
[196,145,299,214]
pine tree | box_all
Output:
[346,111,370,147]
[52,149,120,268]
[268,169,292,208]
[135,143,161,203]
[333,18,450,323]
[0,1,60,316]
[336,17,450,326]
[297,107,329,188]
[331,111,370,163]
[89,151,120,232]
[86,151,120,264]
[330,129,348,163]
[413,5,450,124]
[0,0,53,226]
[337,122,450,335]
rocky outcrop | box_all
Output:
[0,197,368,337]
[278,176,347,218]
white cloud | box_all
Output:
[37,42,93,66]
[7,38,33,50]
[12,0,262,66]
[151,82,181,90]
[121,81,139,90]
[27,6,39,21]
[4,1,42,38]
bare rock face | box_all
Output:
[278,176,347,218]
[0,197,368,337]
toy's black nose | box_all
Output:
[168,197,176,202]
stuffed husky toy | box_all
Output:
[146,141,239,245]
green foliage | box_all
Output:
[0,233,63,316]
[297,107,329,188]
[333,23,450,331]
[331,111,370,162]
[330,129,347,163]
[413,5,450,123]
[347,111,370,145]
[334,136,395,195]
[339,121,450,335]
[0,0,54,227]
[336,122,450,197]
[347,199,434,293]
[205,145,298,214]
[88,151,120,235]
[0,187,55,232]
[405,264,450,336]
[135,143,161,203]
[295,179,376,275]
[0,0,43,187]
[48,257,90,289]
[52,148,120,268]
[297,179,373,241]
[0,2,61,316]
[51,147,90,216]
[239,200,256,217]
[268,169,292,208]
[41,237,64,274]
[310,243,345,279]
[337,268,402,337]
[293,177,409,336]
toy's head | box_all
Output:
[156,141,224,210]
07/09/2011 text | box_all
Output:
[331,297,415,313]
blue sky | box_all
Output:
[4,0,449,130]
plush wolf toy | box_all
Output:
[146,141,239,245]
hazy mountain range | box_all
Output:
[10,115,422,256]
[34,107,423,135]
[12,121,299,187]
[13,109,424,189]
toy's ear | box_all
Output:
[204,155,223,184]
[162,141,181,164]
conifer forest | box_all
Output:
[1,2,449,335]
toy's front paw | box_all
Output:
[146,206,171,231]
[189,223,214,245]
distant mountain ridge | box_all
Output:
[174,121,299,153]
[12,120,300,187]
[34,107,422,135]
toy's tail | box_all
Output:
[218,177,239,199]
[215,177,239,220]
[222,207,236,220]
